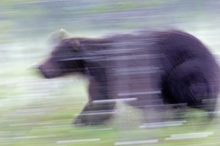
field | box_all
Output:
[1,52,220,146]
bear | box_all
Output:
[37,29,220,126]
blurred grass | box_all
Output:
[0,33,219,146]
[0,63,220,146]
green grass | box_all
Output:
[1,60,220,146]
[1,84,220,146]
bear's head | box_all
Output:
[38,29,86,78]
[38,29,112,78]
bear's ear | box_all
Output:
[48,28,72,45]
[58,29,72,39]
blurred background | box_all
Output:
[1,0,220,146]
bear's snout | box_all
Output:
[37,65,51,79]
[37,63,62,79]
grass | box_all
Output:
[1,59,220,146]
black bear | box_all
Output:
[38,29,220,126]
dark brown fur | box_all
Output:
[38,30,220,125]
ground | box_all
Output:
[1,73,220,146]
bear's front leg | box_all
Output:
[73,101,116,126]
[73,77,116,126]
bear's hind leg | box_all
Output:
[164,60,218,120]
